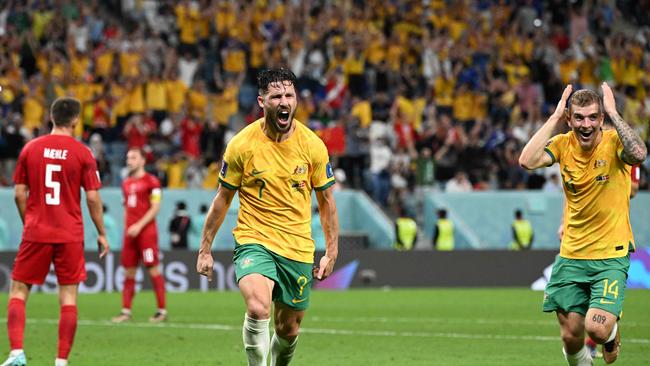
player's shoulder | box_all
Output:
[229,119,262,147]
[145,172,162,186]
[295,121,325,148]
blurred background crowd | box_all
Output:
[1,0,650,217]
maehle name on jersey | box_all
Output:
[43,148,68,160]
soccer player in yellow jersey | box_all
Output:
[197,69,339,366]
[520,82,647,365]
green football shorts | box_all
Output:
[543,255,630,318]
[233,243,313,311]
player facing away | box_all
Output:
[519,83,647,365]
[2,97,109,366]
[197,68,340,366]
[112,148,167,323]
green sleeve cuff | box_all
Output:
[544,148,556,167]
[619,150,634,166]
[314,180,336,191]
[218,178,239,190]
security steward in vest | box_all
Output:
[511,209,534,250]
[433,208,454,250]
[394,206,417,250]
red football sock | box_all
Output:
[7,298,26,350]
[122,278,136,310]
[57,305,77,359]
[150,274,166,310]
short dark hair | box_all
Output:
[176,201,187,210]
[257,68,297,95]
[515,209,523,219]
[50,97,81,127]
[200,204,208,213]
[437,209,447,219]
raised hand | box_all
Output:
[601,82,618,116]
[552,84,573,120]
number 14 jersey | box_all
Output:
[13,134,101,243]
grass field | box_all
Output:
[1,289,648,365]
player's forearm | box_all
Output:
[519,115,561,170]
[86,191,106,236]
[14,191,27,223]
[608,112,648,164]
[199,190,232,253]
[135,203,160,229]
[317,191,339,260]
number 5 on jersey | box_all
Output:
[45,163,61,205]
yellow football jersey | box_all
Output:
[219,118,336,263]
[545,130,634,259]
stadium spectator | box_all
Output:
[169,201,191,250]
[3,97,108,366]
[433,208,454,251]
[113,148,167,324]
[1,0,649,207]
[511,209,534,250]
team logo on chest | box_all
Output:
[594,159,607,168]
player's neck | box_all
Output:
[262,120,296,143]
[130,169,146,179]
[50,126,75,136]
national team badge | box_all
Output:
[326,162,334,178]
[220,162,229,177]
[594,159,607,168]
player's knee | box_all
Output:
[246,300,271,319]
[585,323,609,344]
[275,320,300,339]
[560,328,583,348]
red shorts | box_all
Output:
[121,224,160,267]
[12,241,86,285]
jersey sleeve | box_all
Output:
[218,140,243,190]
[81,149,102,191]
[544,133,566,166]
[149,176,162,203]
[12,147,28,185]
[311,138,336,191]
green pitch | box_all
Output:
[1,289,649,365]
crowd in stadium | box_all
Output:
[1,0,650,213]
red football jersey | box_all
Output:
[13,135,101,243]
[631,165,641,184]
[122,173,161,229]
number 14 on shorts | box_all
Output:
[600,279,619,304]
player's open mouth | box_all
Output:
[278,110,290,124]
[578,129,593,141]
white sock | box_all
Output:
[54,358,68,366]
[243,314,270,366]
[270,333,298,366]
[606,322,618,343]
[563,345,593,366]
[9,349,24,357]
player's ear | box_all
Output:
[257,95,264,108]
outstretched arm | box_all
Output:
[519,85,573,170]
[314,188,339,280]
[602,82,648,165]
[196,184,237,280]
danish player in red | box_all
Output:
[3,97,109,366]
[112,148,167,323]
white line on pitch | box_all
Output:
[4,318,650,344]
